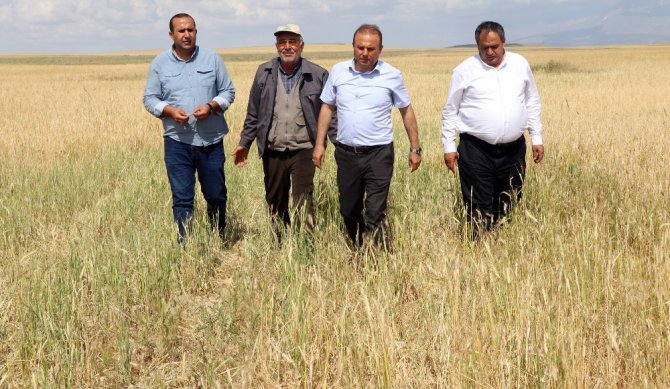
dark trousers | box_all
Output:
[164,137,227,240]
[334,142,394,246]
[262,148,315,233]
[457,133,526,237]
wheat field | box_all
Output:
[0,44,669,387]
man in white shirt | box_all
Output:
[442,21,544,238]
[313,24,422,247]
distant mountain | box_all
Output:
[513,26,670,46]
[449,26,670,47]
[448,43,524,49]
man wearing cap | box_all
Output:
[232,24,335,236]
[312,24,422,247]
[143,13,235,241]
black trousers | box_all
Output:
[334,142,394,246]
[457,133,526,235]
[262,148,315,233]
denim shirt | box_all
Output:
[143,46,235,146]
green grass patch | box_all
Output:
[531,60,581,73]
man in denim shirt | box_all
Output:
[143,13,235,241]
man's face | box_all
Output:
[353,32,383,73]
[477,30,505,68]
[275,32,303,66]
[170,17,197,53]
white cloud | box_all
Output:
[0,0,668,52]
[0,4,10,23]
[5,0,157,26]
[392,0,486,12]
[197,0,337,24]
[14,0,77,24]
[79,0,155,24]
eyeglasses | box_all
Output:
[276,38,302,47]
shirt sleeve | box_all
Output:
[390,70,411,109]
[319,68,337,105]
[240,66,265,149]
[441,69,465,153]
[524,62,543,145]
[213,55,235,111]
[142,59,165,117]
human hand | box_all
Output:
[532,144,544,163]
[192,104,213,120]
[444,152,458,174]
[312,145,325,168]
[164,106,190,125]
[231,146,249,166]
[408,152,421,172]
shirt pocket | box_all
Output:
[295,112,306,127]
[159,72,182,92]
[196,68,216,87]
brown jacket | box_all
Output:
[240,57,336,157]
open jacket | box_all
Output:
[240,57,337,157]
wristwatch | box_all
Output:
[409,147,422,155]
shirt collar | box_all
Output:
[349,58,382,75]
[171,45,199,62]
[279,58,302,77]
[478,53,508,70]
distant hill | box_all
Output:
[448,43,525,49]
[448,26,670,48]
[514,26,670,46]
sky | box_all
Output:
[0,0,669,53]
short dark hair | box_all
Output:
[353,24,383,46]
[170,13,195,32]
[475,21,505,44]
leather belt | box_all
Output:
[335,142,386,154]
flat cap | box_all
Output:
[274,23,302,36]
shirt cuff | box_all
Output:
[444,142,457,153]
[530,134,543,145]
[213,97,230,111]
[153,102,168,117]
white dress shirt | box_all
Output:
[441,51,542,153]
[321,59,410,146]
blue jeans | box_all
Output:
[164,137,227,239]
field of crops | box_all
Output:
[0,44,668,386]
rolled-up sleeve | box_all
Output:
[213,55,235,111]
[143,60,166,117]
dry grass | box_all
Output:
[0,44,669,387]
